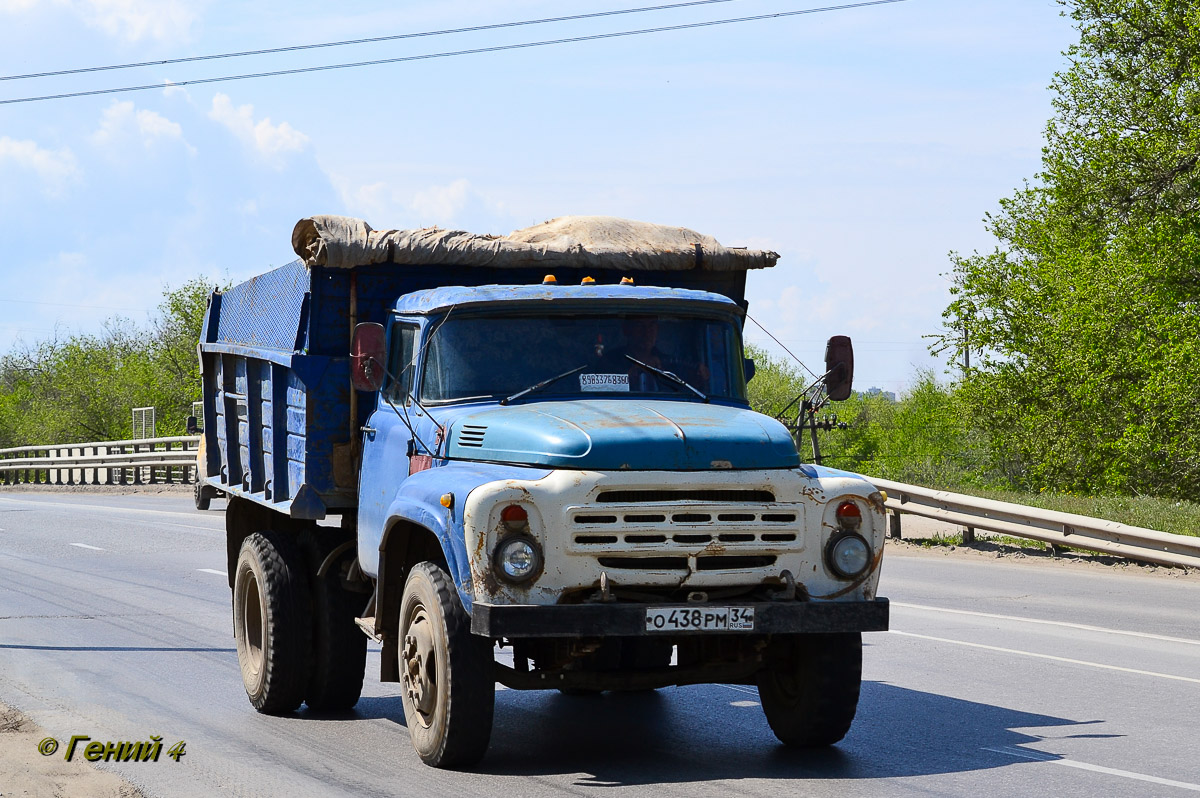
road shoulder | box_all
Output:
[0,701,147,798]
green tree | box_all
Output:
[0,277,224,445]
[944,0,1200,498]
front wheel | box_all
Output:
[399,562,495,768]
[757,632,862,747]
[194,482,213,511]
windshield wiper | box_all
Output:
[501,364,589,405]
[625,355,708,402]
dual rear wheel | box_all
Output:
[232,529,367,714]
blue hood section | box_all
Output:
[444,400,799,470]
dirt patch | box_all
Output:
[0,701,146,798]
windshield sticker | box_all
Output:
[580,373,630,392]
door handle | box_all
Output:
[360,425,377,435]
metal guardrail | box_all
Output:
[0,436,201,487]
[870,477,1200,570]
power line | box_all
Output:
[0,298,150,312]
[2,0,747,82]
[0,0,908,106]
[744,312,820,380]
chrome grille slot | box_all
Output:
[575,514,618,524]
[577,534,618,544]
[625,534,667,543]
[672,513,711,523]
[696,555,776,570]
[597,489,775,503]
[598,556,688,570]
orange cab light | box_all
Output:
[620,277,634,285]
[581,276,596,285]
[542,274,557,284]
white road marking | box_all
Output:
[893,601,1200,646]
[891,630,1200,684]
[69,543,104,551]
[985,745,1200,792]
[720,683,758,696]
[197,569,227,577]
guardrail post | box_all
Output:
[962,525,976,544]
[889,509,902,539]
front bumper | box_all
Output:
[471,597,889,638]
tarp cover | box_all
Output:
[291,215,777,272]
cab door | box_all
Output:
[356,317,419,575]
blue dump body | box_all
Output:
[197,258,750,519]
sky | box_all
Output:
[0,0,1077,395]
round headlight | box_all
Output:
[826,533,871,579]
[494,536,542,583]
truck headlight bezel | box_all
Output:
[493,534,543,583]
[825,531,871,579]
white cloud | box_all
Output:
[0,0,38,12]
[90,100,194,155]
[208,93,309,168]
[408,178,472,223]
[74,0,198,43]
[0,136,80,197]
[329,172,518,232]
[161,81,189,99]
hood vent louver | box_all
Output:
[457,424,488,448]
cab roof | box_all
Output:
[392,283,743,316]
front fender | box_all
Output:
[365,461,553,610]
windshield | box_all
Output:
[421,312,747,403]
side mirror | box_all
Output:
[186,415,199,435]
[824,335,854,401]
[743,357,756,383]
[351,322,387,392]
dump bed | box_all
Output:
[197,215,776,519]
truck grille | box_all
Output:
[567,503,801,552]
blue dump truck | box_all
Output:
[196,214,889,768]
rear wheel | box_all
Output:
[399,562,494,768]
[304,535,367,711]
[757,632,862,747]
[233,530,312,714]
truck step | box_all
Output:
[354,616,382,642]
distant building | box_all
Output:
[862,387,897,402]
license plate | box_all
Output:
[644,606,755,632]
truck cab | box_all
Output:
[199,215,888,769]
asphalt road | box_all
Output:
[0,490,1197,797]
